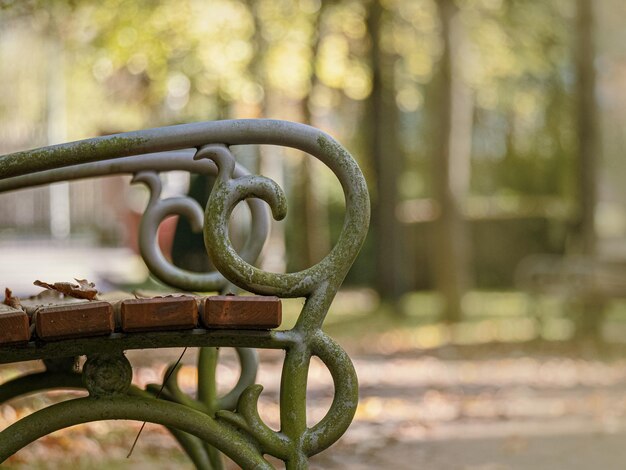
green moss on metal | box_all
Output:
[0,136,148,179]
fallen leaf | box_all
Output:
[3,288,22,310]
[33,279,99,300]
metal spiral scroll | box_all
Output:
[0,120,371,469]
[0,149,271,293]
[131,164,268,292]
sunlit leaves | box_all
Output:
[318,34,349,89]
[0,0,581,198]
[266,41,312,99]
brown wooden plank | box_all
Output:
[120,296,198,332]
[35,301,114,341]
[202,296,281,329]
[0,304,30,345]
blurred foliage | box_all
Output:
[0,0,578,157]
[0,0,619,294]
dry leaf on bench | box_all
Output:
[3,288,22,310]
[34,279,99,301]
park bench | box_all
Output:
[0,119,370,469]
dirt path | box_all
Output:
[309,345,626,469]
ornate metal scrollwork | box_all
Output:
[0,120,370,469]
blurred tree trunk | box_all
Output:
[246,0,287,274]
[292,3,331,270]
[365,0,409,305]
[575,0,602,339]
[575,0,597,257]
[431,0,473,323]
[46,35,71,240]
[46,13,71,240]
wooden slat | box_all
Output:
[120,296,198,332]
[202,296,281,329]
[0,304,30,345]
[35,301,114,341]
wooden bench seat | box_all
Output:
[0,292,281,345]
[0,304,30,345]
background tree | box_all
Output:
[365,0,410,305]
[430,0,472,322]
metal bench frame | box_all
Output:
[0,120,370,469]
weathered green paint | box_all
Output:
[0,119,370,469]
[0,329,289,364]
[0,372,84,403]
[83,353,133,396]
[0,136,148,179]
[0,396,273,469]
[0,372,223,470]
